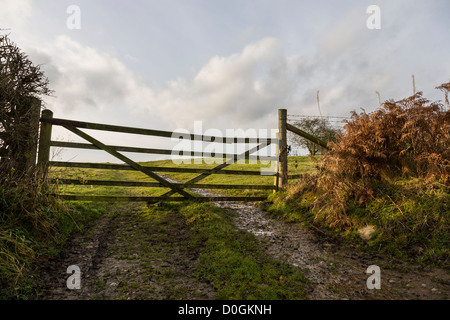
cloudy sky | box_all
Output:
[1,0,449,162]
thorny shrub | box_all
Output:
[291,83,449,233]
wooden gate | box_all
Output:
[37,110,280,202]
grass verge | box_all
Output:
[149,201,311,299]
[265,175,449,267]
[0,176,111,299]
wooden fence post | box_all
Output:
[11,97,41,176]
[273,132,280,192]
[37,109,53,176]
[26,98,42,173]
[278,109,288,189]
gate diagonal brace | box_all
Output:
[161,140,271,197]
[62,125,194,199]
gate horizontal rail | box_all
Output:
[54,195,269,202]
[50,179,276,190]
[50,141,276,161]
[41,117,274,144]
[49,161,275,176]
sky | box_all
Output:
[1,0,449,162]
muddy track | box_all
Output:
[192,188,450,300]
[231,203,449,300]
[34,205,216,300]
[34,187,449,300]
[34,214,115,300]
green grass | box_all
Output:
[142,201,310,299]
[266,175,449,266]
[69,199,311,300]
[0,177,108,299]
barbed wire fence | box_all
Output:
[287,114,350,127]
[286,114,350,156]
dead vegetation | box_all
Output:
[320,89,449,183]
[276,83,450,265]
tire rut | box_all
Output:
[34,214,116,300]
[33,204,215,300]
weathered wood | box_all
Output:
[62,124,194,199]
[25,98,41,173]
[37,109,53,175]
[54,195,268,202]
[49,141,276,161]
[41,117,273,144]
[51,178,276,190]
[274,132,280,193]
[43,111,279,203]
[48,161,275,176]
[278,109,288,189]
[184,183,275,190]
[286,123,329,150]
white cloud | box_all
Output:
[0,0,33,29]
[149,37,303,130]
[318,8,367,57]
[31,35,155,119]
[30,36,311,149]
[30,36,305,161]
[27,26,450,149]
[28,34,398,138]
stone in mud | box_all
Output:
[357,225,376,241]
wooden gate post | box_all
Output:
[278,109,288,189]
[37,109,53,176]
[11,97,41,176]
[273,132,280,193]
[26,98,42,173]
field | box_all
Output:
[49,156,318,198]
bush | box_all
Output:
[0,34,52,176]
[0,166,96,299]
[273,84,450,265]
[312,85,449,230]
[319,89,449,183]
